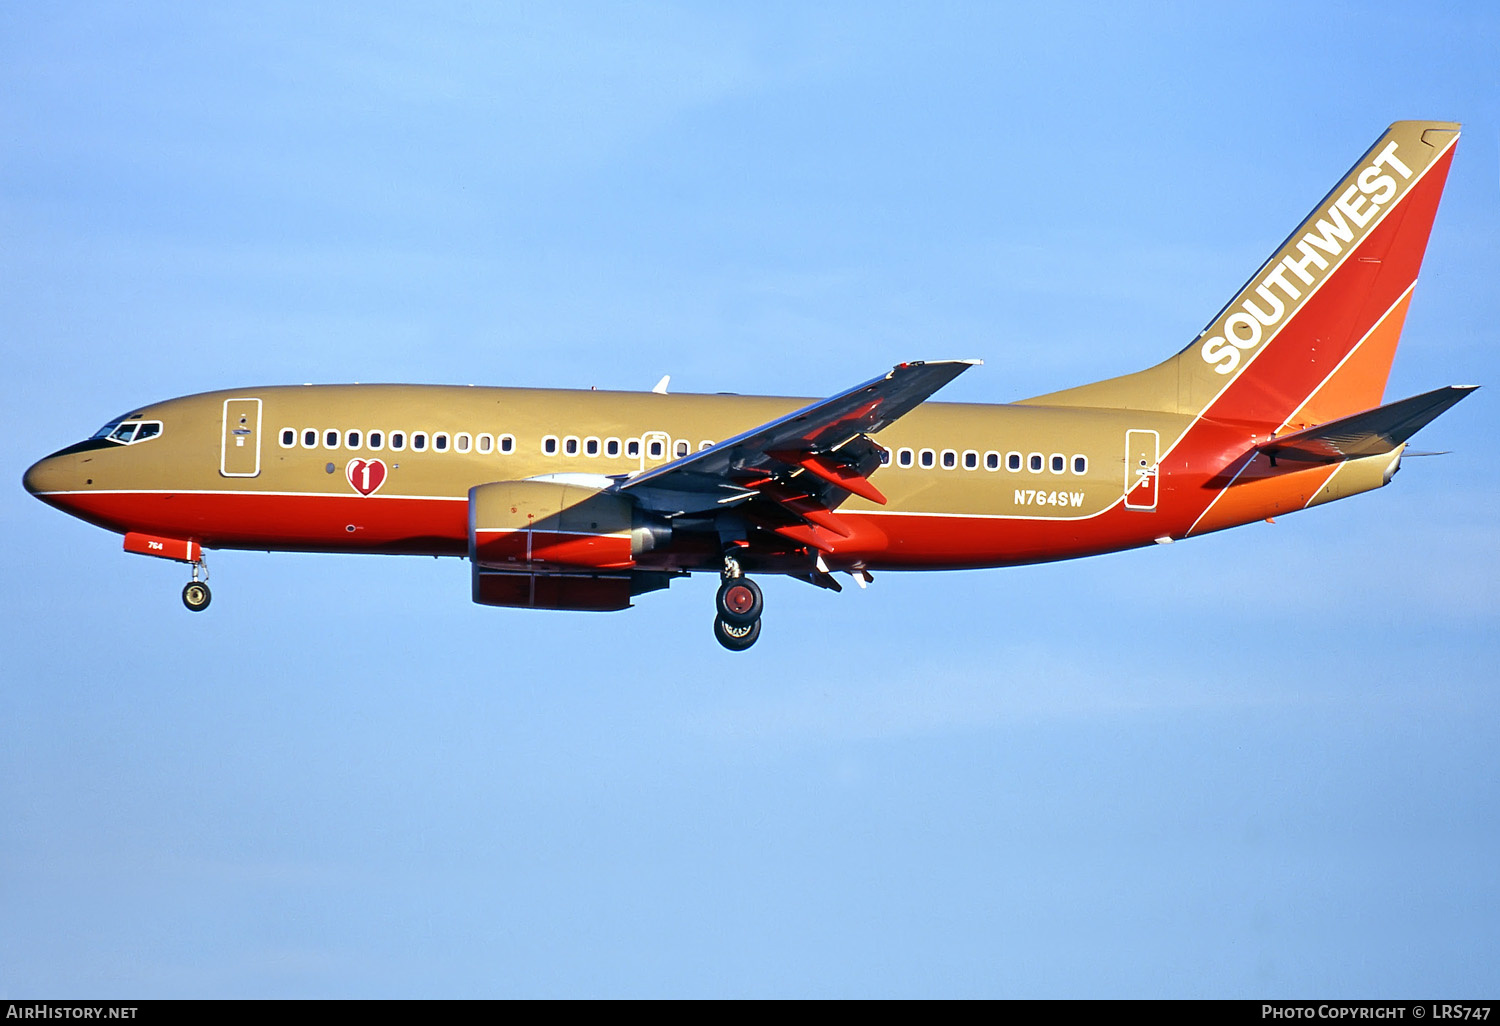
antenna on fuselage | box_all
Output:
[651,375,670,395]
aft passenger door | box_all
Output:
[1124,429,1159,511]
[221,398,262,477]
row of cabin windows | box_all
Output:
[279,428,516,455]
[893,447,1088,476]
[276,424,1086,477]
[278,427,714,461]
[539,435,714,459]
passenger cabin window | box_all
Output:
[919,449,936,469]
[1028,453,1044,472]
[411,432,428,452]
[963,450,979,470]
[499,434,515,454]
[1051,454,1066,474]
[606,438,621,458]
[302,429,318,448]
[941,449,957,469]
[324,429,340,450]
[542,436,559,455]
[368,430,384,450]
[985,451,1000,471]
[647,439,664,459]
[345,429,362,449]
[280,428,296,448]
[433,433,449,452]
[389,431,406,451]
[897,448,914,468]
[627,438,642,458]
[1007,452,1022,472]
[455,433,472,453]
[476,434,493,454]
[1073,455,1088,475]
[564,436,579,456]
[675,440,690,458]
[699,440,714,451]
[585,437,600,457]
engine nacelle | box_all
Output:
[468,479,669,572]
[471,567,675,611]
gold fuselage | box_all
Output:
[26,383,1223,573]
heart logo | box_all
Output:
[346,458,387,496]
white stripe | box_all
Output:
[33,488,468,501]
[1274,282,1416,435]
[854,504,1121,524]
[1304,461,1349,508]
[475,528,630,539]
[40,487,1131,525]
[1184,283,1418,537]
[1182,453,1259,538]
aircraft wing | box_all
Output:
[1255,385,1477,465]
[617,359,980,516]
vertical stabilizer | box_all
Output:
[1023,121,1460,427]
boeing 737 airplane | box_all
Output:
[23,121,1474,650]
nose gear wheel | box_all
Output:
[182,580,212,612]
[182,558,211,611]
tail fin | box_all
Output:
[1023,121,1461,427]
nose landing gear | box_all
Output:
[181,560,211,612]
[713,556,762,651]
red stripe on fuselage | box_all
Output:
[42,490,469,555]
[48,487,1176,569]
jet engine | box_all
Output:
[467,480,674,611]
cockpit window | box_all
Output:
[91,417,128,440]
[94,418,164,446]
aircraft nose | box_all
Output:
[23,454,70,498]
[23,457,46,495]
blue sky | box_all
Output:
[3,1,1497,997]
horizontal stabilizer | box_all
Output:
[1255,385,1476,465]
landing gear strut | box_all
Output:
[182,559,211,612]
[713,555,762,651]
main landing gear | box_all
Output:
[181,560,211,612]
[713,556,763,652]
